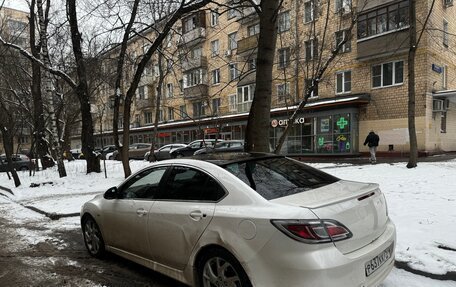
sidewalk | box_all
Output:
[295,152,456,165]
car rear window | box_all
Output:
[223,157,339,200]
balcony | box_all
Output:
[237,35,258,55]
[183,84,208,100]
[179,27,206,47]
[182,55,208,71]
[237,7,259,24]
[135,99,153,109]
[357,29,409,61]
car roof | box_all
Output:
[192,152,283,166]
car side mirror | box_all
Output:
[104,186,119,199]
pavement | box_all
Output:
[295,152,456,165]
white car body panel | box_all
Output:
[81,158,396,287]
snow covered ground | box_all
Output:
[1,159,456,286]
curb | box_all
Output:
[0,185,13,195]
[395,260,456,281]
[24,205,80,220]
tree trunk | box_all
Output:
[67,0,100,173]
[245,0,281,153]
[148,50,164,162]
[37,0,67,177]
[0,127,21,187]
[29,0,49,168]
[407,0,418,168]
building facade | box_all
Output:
[88,0,456,156]
[0,7,31,154]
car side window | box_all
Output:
[160,146,171,152]
[120,167,167,199]
[156,166,225,201]
[190,142,201,148]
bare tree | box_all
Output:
[406,0,436,168]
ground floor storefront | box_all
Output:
[87,96,370,156]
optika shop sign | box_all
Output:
[271,117,307,127]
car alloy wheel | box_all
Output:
[199,249,251,287]
[82,216,105,258]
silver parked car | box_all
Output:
[81,153,395,287]
[144,143,187,161]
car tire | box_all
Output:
[197,248,252,287]
[19,166,29,171]
[176,153,184,158]
[82,216,106,258]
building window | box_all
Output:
[227,3,238,19]
[305,79,318,97]
[278,11,290,32]
[237,84,255,112]
[119,117,123,128]
[144,111,153,124]
[248,58,256,70]
[278,48,290,68]
[335,30,351,52]
[138,86,146,100]
[228,32,237,50]
[179,105,187,119]
[372,60,403,88]
[248,23,260,36]
[168,107,174,120]
[183,15,197,32]
[305,39,318,60]
[184,69,204,87]
[212,68,221,84]
[211,10,219,26]
[229,63,238,81]
[212,98,221,114]
[178,79,184,93]
[441,112,447,133]
[166,83,173,98]
[229,94,237,111]
[193,102,206,118]
[443,20,449,47]
[211,40,220,56]
[277,83,290,102]
[443,65,448,89]
[357,1,409,39]
[336,71,351,94]
[304,0,315,23]
[335,0,351,14]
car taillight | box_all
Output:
[271,219,352,244]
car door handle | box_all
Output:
[189,211,207,221]
[136,208,148,217]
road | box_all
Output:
[0,200,185,287]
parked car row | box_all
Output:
[84,139,245,162]
[0,154,33,172]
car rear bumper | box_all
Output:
[245,219,396,287]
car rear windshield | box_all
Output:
[222,157,339,200]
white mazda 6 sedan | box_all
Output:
[81,153,395,287]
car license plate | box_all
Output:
[365,243,393,277]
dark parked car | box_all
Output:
[170,139,223,158]
[100,145,117,160]
[194,140,244,155]
[113,143,152,160]
[0,154,33,172]
[144,144,187,161]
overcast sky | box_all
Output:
[2,0,29,11]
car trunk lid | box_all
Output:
[272,180,388,254]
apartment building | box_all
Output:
[0,7,31,154]
[92,0,456,156]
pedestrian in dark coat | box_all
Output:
[364,130,380,163]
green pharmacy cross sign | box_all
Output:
[336,117,348,129]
